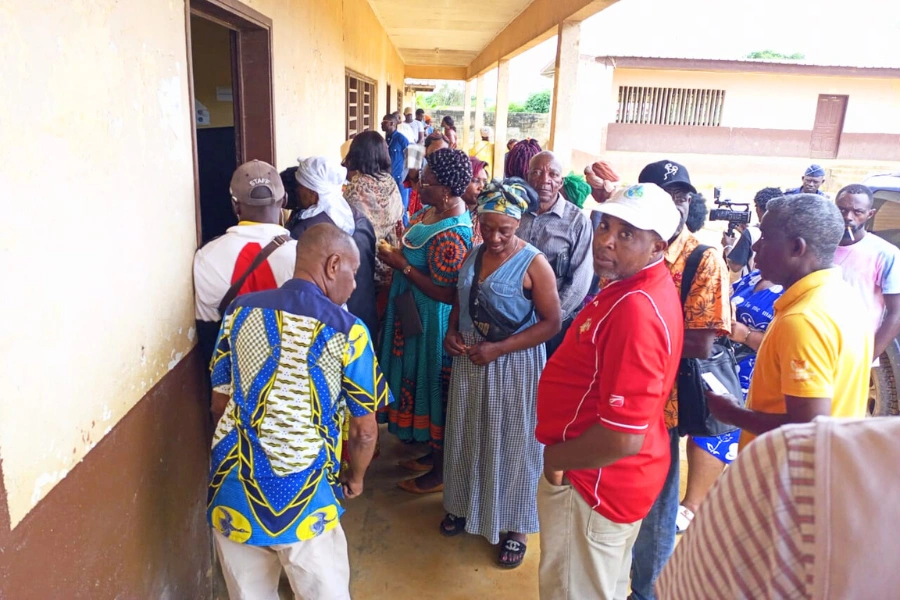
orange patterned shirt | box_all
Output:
[663,229,732,429]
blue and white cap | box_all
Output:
[594,184,682,241]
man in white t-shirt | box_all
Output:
[393,111,417,145]
[834,183,900,357]
[193,160,298,360]
[404,107,425,144]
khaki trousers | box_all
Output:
[213,526,351,600]
[537,477,641,600]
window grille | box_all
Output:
[616,86,725,126]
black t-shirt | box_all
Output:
[728,227,754,269]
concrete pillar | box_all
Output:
[549,21,582,169]
[474,74,486,137]
[493,59,511,180]
[462,78,475,151]
[572,59,614,161]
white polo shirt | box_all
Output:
[193,222,297,322]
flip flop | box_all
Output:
[498,537,527,569]
[397,477,443,494]
[398,457,433,472]
[439,514,467,537]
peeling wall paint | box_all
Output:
[0,0,197,527]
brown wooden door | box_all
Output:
[810,94,847,159]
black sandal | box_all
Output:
[498,537,527,569]
[440,514,466,537]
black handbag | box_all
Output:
[394,289,424,338]
[677,245,745,437]
[469,247,533,343]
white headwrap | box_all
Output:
[295,156,355,235]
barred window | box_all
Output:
[346,71,376,139]
[616,86,725,126]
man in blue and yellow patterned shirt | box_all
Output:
[208,223,392,599]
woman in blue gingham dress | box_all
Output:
[441,181,562,568]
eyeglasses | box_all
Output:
[420,182,447,190]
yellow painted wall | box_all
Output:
[342,0,407,120]
[0,0,197,526]
[240,0,405,164]
[191,15,235,128]
[0,0,405,527]
[612,68,900,134]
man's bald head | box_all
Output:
[529,151,562,173]
[295,223,360,306]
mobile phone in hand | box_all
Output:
[701,372,731,396]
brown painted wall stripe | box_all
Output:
[0,349,213,599]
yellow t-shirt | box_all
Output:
[740,268,872,449]
[469,141,494,178]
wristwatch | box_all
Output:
[402,265,413,276]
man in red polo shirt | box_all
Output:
[536,184,685,600]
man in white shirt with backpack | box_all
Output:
[193,159,297,362]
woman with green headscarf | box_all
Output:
[441,181,562,569]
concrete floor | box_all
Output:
[258,427,691,599]
[340,427,541,599]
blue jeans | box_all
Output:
[629,428,680,600]
[399,186,410,226]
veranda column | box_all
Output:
[493,59,511,179]
[549,21,582,169]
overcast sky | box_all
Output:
[482,0,900,102]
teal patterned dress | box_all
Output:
[378,208,473,448]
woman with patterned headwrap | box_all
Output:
[440,181,561,569]
[462,157,489,245]
[377,148,475,494]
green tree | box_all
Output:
[524,90,552,113]
[417,83,464,109]
[745,50,805,60]
[509,102,526,113]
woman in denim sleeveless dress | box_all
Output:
[441,181,561,569]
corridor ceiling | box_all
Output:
[366,0,536,66]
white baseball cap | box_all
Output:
[594,183,682,241]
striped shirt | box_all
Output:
[657,424,817,599]
[518,194,594,318]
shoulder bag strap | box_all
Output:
[681,244,712,309]
[468,246,487,319]
[218,234,291,316]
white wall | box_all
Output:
[611,68,900,134]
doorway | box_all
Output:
[186,0,275,246]
[810,94,848,160]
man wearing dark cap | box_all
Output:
[786,164,828,196]
[630,159,732,600]
[193,160,297,362]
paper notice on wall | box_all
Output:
[216,86,234,102]
[195,99,210,126]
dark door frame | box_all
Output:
[184,0,275,245]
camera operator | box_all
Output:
[723,187,783,276]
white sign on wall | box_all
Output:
[216,86,234,102]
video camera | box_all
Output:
[709,187,752,236]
